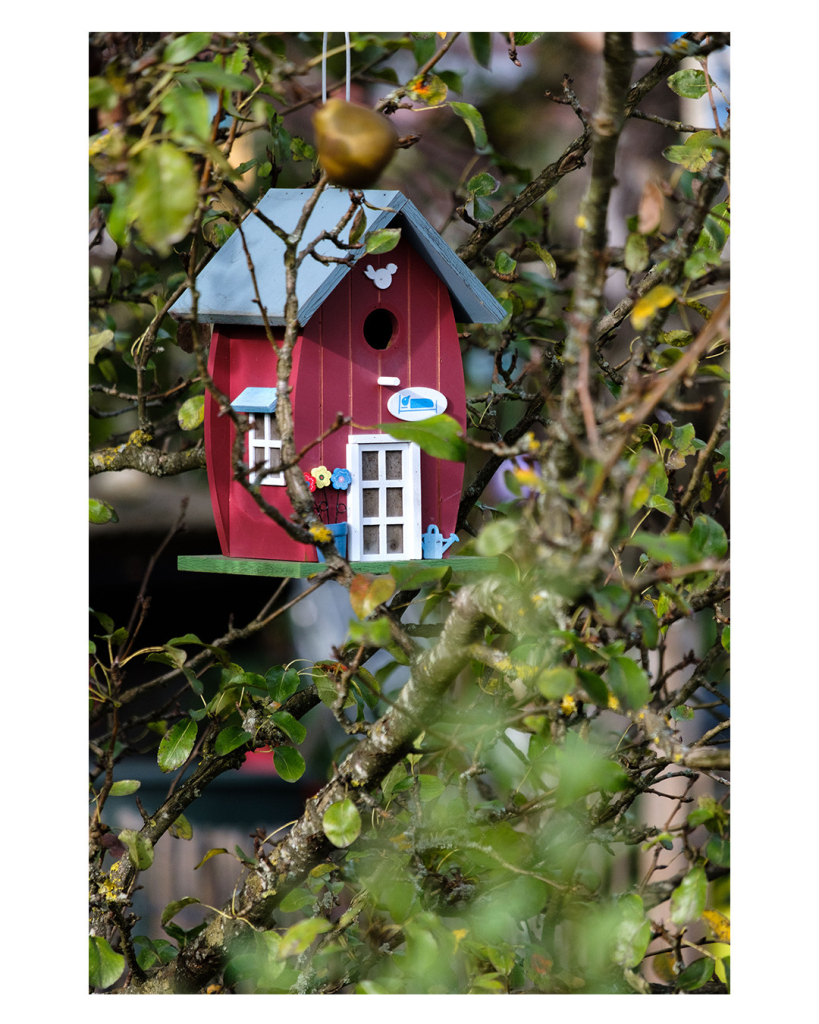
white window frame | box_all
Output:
[346,433,422,561]
[248,413,284,487]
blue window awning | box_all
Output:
[231,387,278,413]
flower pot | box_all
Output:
[316,522,347,562]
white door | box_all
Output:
[346,434,422,561]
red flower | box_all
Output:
[304,472,316,493]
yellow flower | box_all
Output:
[607,692,621,711]
[310,524,332,543]
[513,467,540,487]
[311,465,332,488]
[561,694,577,716]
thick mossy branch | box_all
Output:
[124,576,515,993]
[89,434,206,476]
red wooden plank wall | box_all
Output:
[207,239,466,561]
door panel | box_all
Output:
[346,435,421,561]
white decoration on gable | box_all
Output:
[387,387,448,421]
[364,263,398,289]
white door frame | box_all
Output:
[346,433,422,561]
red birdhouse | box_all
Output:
[171,189,507,577]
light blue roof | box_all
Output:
[169,189,507,327]
[231,387,278,413]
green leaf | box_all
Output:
[670,865,707,926]
[466,172,499,197]
[613,894,652,968]
[178,394,204,430]
[469,32,493,68]
[554,734,629,808]
[389,562,450,590]
[706,836,730,866]
[667,68,713,99]
[129,143,198,256]
[90,328,115,363]
[537,667,577,700]
[449,101,490,153]
[161,896,201,927]
[475,518,517,556]
[265,666,301,703]
[524,240,557,278]
[607,655,650,711]
[268,710,307,745]
[179,61,253,93]
[471,195,494,221]
[381,762,408,804]
[89,77,118,111]
[689,514,728,560]
[157,719,198,772]
[624,232,649,274]
[576,669,609,706]
[635,606,659,649]
[676,956,715,991]
[163,32,212,65]
[89,936,125,990]
[646,494,675,516]
[273,746,306,782]
[663,131,717,172]
[495,250,517,275]
[323,798,362,847]
[630,531,693,566]
[364,228,401,254]
[214,726,252,755]
[592,583,632,623]
[279,887,316,913]
[278,917,333,958]
[349,616,392,648]
[160,85,211,141]
[417,774,446,801]
[118,829,154,870]
[376,414,466,461]
[90,498,119,525]
[169,812,193,840]
[313,664,356,710]
[108,779,140,797]
[670,704,695,721]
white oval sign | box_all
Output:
[387,387,447,421]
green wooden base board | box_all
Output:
[177,554,499,578]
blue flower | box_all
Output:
[331,467,352,490]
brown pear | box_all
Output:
[312,99,397,188]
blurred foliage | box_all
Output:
[89,31,729,995]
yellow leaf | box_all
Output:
[702,909,731,943]
[631,285,677,330]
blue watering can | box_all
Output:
[422,524,458,559]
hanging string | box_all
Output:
[321,32,351,104]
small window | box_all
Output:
[230,386,284,487]
[363,308,396,350]
[247,414,284,487]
